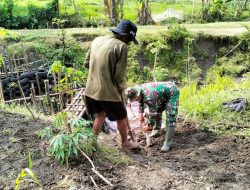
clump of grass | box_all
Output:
[97,145,135,165]
[180,74,249,136]
[180,75,235,118]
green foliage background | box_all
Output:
[0,0,249,29]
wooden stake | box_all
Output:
[44,79,52,115]
[35,73,42,95]
[52,72,57,86]
[30,85,37,109]
[39,98,46,115]
[58,69,65,110]
[0,78,5,103]
[52,98,58,114]
[17,80,35,118]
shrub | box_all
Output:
[0,0,59,29]
[160,17,184,25]
[212,53,249,77]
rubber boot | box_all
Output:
[149,128,160,138]
[161,127,175,152]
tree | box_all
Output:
[63,0,78,15]
[201,0,228,22]
[72,0,78,14]
[5,0,14,20]
[235,0,249,17]
[201,0,210,7]
[104,0,124,24]
[137,0,155,25]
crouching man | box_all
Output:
[125,82,179,152]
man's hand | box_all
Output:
[118,86,125,95]
[141,124,152,132]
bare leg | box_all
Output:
[117,118,139,149]
[117,118,128,144]
[93,112,106,135]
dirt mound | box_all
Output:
[0,110,249,189]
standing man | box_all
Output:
[84,20,139,150]
[125,82,179,152]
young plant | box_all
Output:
[146,37,169,81]
[39,111,95,164]
[15,151,43,190]
[49,60,87,94]
[0,55,3,67]
[15,168,42,190]
[52,18,67,64]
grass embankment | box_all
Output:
[8,21,250,39]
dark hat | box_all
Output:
[125,86,141,100]
[110,20,138,45]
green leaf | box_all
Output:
[20,170,26,178]
[73,147,78,156]
[38,126,53,139]
[27,151,33,169]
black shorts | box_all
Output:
[85,96,127,121]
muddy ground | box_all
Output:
[0,110,249,190]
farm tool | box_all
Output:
[120,91,135,142]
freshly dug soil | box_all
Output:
[0,110,249,190]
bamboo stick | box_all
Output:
[30,83,37,109]
[52,72,57,86]
[44,79,52,115]
[39,98,46,115]
[35,72,42,95]
[0,77,5,103]
[17,80,35,118]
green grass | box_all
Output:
[6,21,249,43]
[180,74,250,137]
[183,21,250,36]
[97,144,136,165]
[0,103,52,121]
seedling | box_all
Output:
[39,111,94,164]
[15,151,43,190]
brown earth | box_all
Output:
[0,110,249,190]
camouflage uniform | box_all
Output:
[135,82,179,128]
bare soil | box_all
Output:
[0,110,249,190]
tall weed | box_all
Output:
[180,74,249,136]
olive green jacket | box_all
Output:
[84,35,128,102]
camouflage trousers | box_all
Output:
[147,86,179,128]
